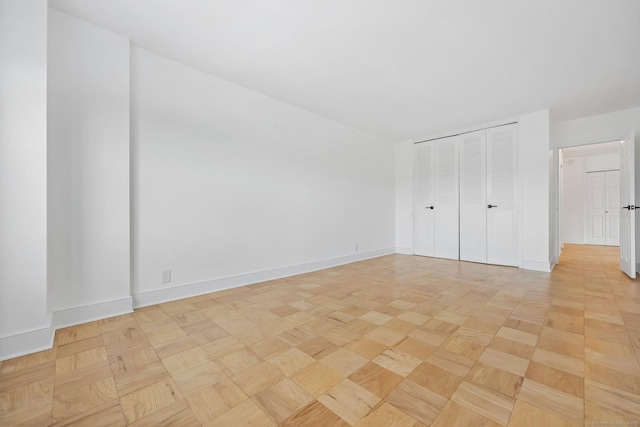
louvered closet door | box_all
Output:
[459,130,487,263]
[413,142,435,256]
[434,136,459,260]
[487,124,518,266]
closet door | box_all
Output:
[459,130,487,263]
[434,137,459,259]
[413,142,435,256]
[605,170,620,246]
[586,172,606,245]
[486,124,518,266]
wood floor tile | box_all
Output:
[373,349,422,377]
[291,362,343,397]
[349,361,404,398]
[320,348,368,376]
[232,361,285,396]
[52,377,118,423]
[478,348,529,377]
[186,378,248,424]
[344,337,387,359]
[127,399,199,427]
[119,377,181,423]
[508,400,580,427]
[525,361,583,398]
[50,401,126,427]
[172,361,226,397]
[161,346,210,376]
[451,381,514,426]
[281,400,349,427]
[253,378,314,423]
[385,379,448,426]
[517,378,584,425]
[318,379,380,425]
[202,399,276,427]
[431,400,502,427]
[466,362,524,399]
[355,402,417,427]
[297,336,339,360]
[407,361,463,399]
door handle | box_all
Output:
[623,205,633,210]
[425,206,434,210]
[487,204,498,209]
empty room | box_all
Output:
[2,0,640,426]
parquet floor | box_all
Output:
[2,244,640,426]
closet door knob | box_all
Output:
[487,204,498,209]
[623,205,632,210]
[426,206,434,210]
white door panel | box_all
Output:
[434,137,459,260]
[620,131,636,278]
[586,172,606,245]
[486,124,518,267]
[413,142,435,256]
[459,130,487,263]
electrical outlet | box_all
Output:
[162,270,171,283]
[354,243,359,252]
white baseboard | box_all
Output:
[133,247,396,308]
[395,247,412,255]
[51,297,133,330]
[0,326,53,362]
[0,296,133,361]
[563,239,585,245]
[521,259,552,272]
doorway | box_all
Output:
[560,141,622,249]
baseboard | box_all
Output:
[521,259,552,272]
[563,239,585,245]
[133,247,396,308]
[0,326,53,362]
[51,297,133,330]
[0,296,133,361]
[395,247,412,255]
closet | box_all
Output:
[414,123,518,267]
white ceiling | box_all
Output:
[50,0,640,141]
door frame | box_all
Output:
[555,132,634,275]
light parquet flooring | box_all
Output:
[2,244,640,426]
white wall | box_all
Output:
[553,107,640,261]
[519,110,551,270]
[131,47,395,304]
[562,157,586,244]
[394,110,552,272]
[395,140,414,253]
[47,10,131,316]
[0,0,49,352]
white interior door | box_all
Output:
[434,137,459,260]
[459,130,487,263]
[413,142,435,256]
[605,170,620,246]
[487,124,518,267]
[620,131,636,278]
[586,172,606,245]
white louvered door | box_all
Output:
[413,142,435,256]
[459,130,487,263]
[486,124,518,266]
[434,137,460,260]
